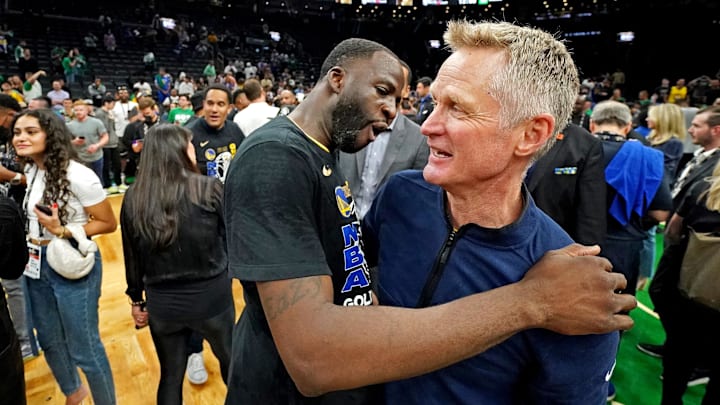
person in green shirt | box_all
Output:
[168,94,194,126]
[203,60,216,84]
[61,49,78,84]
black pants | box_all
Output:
[661,297,720,405]
[602,237,644,297]
[0,293,26,405]
[187,330,203,355]
[149,305,234,405]
[102,147,121,187]
[124,156,138,179]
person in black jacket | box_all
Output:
[121,96,159,183]
[121,124,234,405]
[0,195,29,405]
[659,160,720,405]
[525,122,607,246]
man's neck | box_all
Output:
[593,125,627,137]
[447,189,524,230]
[288,101,332,150]
[445,176,525,229]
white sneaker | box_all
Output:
[186,352,208,385]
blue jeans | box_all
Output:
[639,226,657,279]
[26,248,116,405]
[86,158,104,185]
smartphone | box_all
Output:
[36,204,53,216]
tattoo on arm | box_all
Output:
[263,277,323,321]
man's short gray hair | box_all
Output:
[590,100,633,127]
[443,20,579,158]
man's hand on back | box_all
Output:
[520,243,636,335]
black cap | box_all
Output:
[0,94,22,112]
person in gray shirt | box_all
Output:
[94,96,122,193]
[66,100,108,181]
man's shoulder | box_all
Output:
[222,120,244,136]
[126,120,143,131]
[395,114,422,134]
[87,116,104,125]
[238,118,299,148]
[384,170,436,195]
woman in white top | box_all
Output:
[11,108,117,405]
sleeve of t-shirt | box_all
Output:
[649,174,673,211]
[95,118,107,135]
[224,140,332,282]
[527,330,619,403]
[68,162,106,207]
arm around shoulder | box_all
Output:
[256,244,633,398]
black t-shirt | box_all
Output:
[186,118,245,183]
[224,115,378,404]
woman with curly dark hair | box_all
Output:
[11,108,117,405]
[120,124,234,405]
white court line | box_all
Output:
[636,300,660,320]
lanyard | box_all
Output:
[21,166,45,237]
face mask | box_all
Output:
[144,116,155,125]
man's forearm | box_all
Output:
[96,133,109,148]
[0,166,21,182]
[263,277,533,397]
[263,244,633,397]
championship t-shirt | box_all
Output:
[224,115,379,404]
[186,118,244,183]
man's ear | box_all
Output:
[620,122,632,136]
[327,66,346,95]
[515,113,555,158]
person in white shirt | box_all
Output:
[232,79,279,136]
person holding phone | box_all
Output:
[121,124,234,405]
[121,96,159,184]
[11,108,117,405]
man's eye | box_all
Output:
[377,87,389,96]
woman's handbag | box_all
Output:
[46,223,97,280]
[678,228,720,311]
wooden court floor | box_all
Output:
[24,194,246,405]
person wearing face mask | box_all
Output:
[0,94,26,200]
[122,97,159,184]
